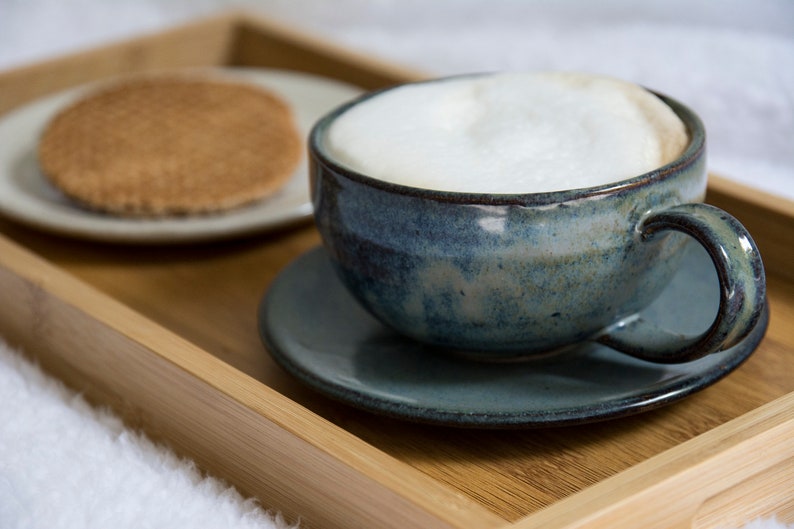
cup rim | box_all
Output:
[308,72,706,206]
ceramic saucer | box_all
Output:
[0,68,361,244]
[258,241,768,428]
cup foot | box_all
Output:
[432,343,579,363]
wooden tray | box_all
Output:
[1,12,792,529]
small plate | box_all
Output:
[259,241,768,428]
[0,68,362,244]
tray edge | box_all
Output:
[0,233,505,529]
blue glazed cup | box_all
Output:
[308,76,766,363]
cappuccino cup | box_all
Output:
[308,72,766,363]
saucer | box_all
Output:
[258,241,768,428]
[0,68,361,244]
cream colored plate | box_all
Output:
[0,68,362,244]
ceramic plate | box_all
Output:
[259,241,768,428]
[0,68,362,244]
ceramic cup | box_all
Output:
[308,76,766,364]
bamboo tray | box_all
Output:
[0,12,792,529]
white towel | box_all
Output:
[0,339,294,529]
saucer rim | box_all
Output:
[0,68,361,244]
[258,246,768,428]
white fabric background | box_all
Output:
[1,1,792,528]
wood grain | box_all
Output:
[0,12,792,529]
[230,12,425,89]
[0,234,505,529]
[1,199,791,524]
[707,174,794,283]
[509,392,794,529]
[0,13,238,115]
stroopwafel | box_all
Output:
[38,73,302,217]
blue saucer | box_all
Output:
[258,241,768,428]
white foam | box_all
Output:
[325,72,688,193]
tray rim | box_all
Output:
[0,11,792,529]
[1,227,791,528]
[0,232,506,529]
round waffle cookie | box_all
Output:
[37,74,302,217]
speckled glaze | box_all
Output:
[258,242,768,427]
[309,75,766,363]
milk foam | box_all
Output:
[324,72,689,194]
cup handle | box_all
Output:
[594,203,766,363]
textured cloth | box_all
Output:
[0,339,295,529]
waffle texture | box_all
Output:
[38,74,302,217]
